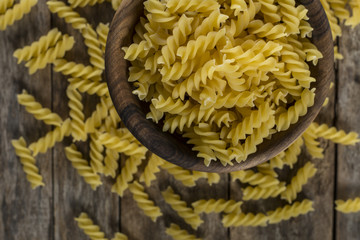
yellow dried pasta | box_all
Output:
[0,0,38,31]
[123,0,321,166]
[267,199,314,224]
[11,137,45,189]
[165,223,202,240]
[17,89,63,127]
[336,197,360,213]
[75,212,107,240]
[128,181,162,222]
[162,186,203,230]
[65,144,102,190]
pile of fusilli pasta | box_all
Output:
[3,0,360,239]
[124,0,323,166]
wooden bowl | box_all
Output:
[105,0,334,173]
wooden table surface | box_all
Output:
[1,1,360,240]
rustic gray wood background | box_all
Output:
[1,1,359,239]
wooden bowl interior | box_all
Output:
[105,0,334,173]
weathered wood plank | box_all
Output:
[0,1,53,239]
[336,25,360,240]
[52,3,120,240]
[229,57,336,240]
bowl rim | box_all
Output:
[105,0,334,173]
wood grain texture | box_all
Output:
[336,25,360,240]
[51,3,119,240]
[105,0,334,173]
[0,1,53,239]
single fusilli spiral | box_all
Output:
[226,0,261,37]
[247,20,287,40]
[47,0,87,30]
[89,133,104,174]
[302,124,324,159]
[226,101,274,145]
[312,122,360,145]
[13,28,62,63]
[176,29,226,64]
[280,46,315,88]
[236,116,275,162]
[336,198,360,213]
[162,107,215,133]
[0,0,38,31]
[276,88,315,131]
[11,137,45,189]
[231,169,280,188]
[258,0,281,23]
[193,9,228,38]
[267,199,314,224]
[74,212,107,240]
[123,40,152,61]
[191,171,220,186]
[160,161,196,187]
[53,59,102,81]
[25,34,75,74]
[111,232,128,240]
[96,22,109,54]
[81,24,104,70]
[166,0,219,14]
[111,0,122,10]
[222,212,268,227]
[144,0,178,29]
[242,182,286,200]
[69,78,109,97]
[65,144,102,190]
[165,223,201,240]
[67,85,87,141]
[139,153,164,187]
[29,118,72,156]
[128,181,162,222]
[277,0,301,34]
[103,148,119,178]
[0,0,14,14]
[84,97,112,133]
[17,89,63,127]
[98,132,147,158]
[191,199,242,214]
[158,14,192,67]
[68,0,105,8]
[162,186,203,230]
[111,155,143,196]
[282,137,304,168]
[281,162,317,203]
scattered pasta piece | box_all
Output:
[65,144,102,190]
[111,155,143,197]
[11,137,45,189]
[191,199,242,214]
[139,153,164,186]
[312,123,360,145]
[128,181,162,222]
[165,223,202,240]
[162,186,203,230]
[242,182,286,201]
[222,212,268,227]
[17,89,63,127]
[336,197,360,213]
[111,232,128,240]
[281,162,317,203]
[0,0,38,31]
[75,212,108,240]
[267,199,314,224]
